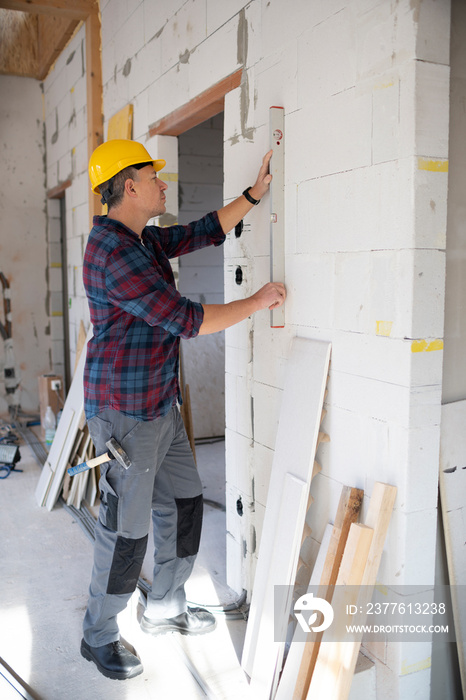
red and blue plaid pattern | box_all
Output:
[83,212,225,420]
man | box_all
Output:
[80,138,286,680]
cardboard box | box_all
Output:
[38,374,64,439]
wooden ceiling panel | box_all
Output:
[0,0,96,79]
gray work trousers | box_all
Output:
[83,406,203,647]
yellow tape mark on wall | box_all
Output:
[411,339,444,353]
[159,172,178,182]
[376,321,393,337]
[374,81,395,90]
[401,657,431,676]
[417,158,448,172]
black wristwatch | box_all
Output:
[243,187,261,205]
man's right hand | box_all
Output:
[251,282,286,310]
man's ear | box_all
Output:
[125,178,137,198]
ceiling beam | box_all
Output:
[0,0,95,20]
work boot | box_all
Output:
[80,638,143,680]
[140,606,217,636]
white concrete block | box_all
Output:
[261,0,346,60]
[206,0,247,36]
[147,64,190,125]
[62,40,85,89]
[225,313,251,351]
[383,507,437,586]
[253,46,299,129]
[386,424,440,514]
[356,0,416,81]
[286,253,335,330]
[225,428,253,498]
[415,0,451,64]
[223,124,269,200]
[252,441,274,510]
[251,321,291,391]
[48,266,62,293]
[298,159,413,254]
[411,249,445,338]
[129,45,162,111]
[252,381,283,450]
[142,0,182,44]
[160,0,207,74]
[187,18,241,101]
[372,74,402,164]
[414,166,448,249]
[236,373,253,439]
[328,369,411,426]
[298,5,357,104]
[414,61,450,158]
[145,134,178,171]
[113,3,145,75]
[287,89,372,183]
[225,345,249,378]
[226,532,244,595]
[100,0,130,50]
[225,371,238,433]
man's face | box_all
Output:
[133,164,168,218]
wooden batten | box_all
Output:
[149,69,242,136]
[47,179,71,199]
[85,10,103,226]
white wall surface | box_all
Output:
[0,76,51,414]
[38,1,453,696]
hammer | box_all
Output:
[67,438,131,476]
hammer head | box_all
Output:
[105,437,131,470]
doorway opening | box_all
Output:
[178,113,225,441]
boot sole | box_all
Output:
[80,642,143,680]
[140,617,217,637]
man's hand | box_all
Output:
[251,282,286,310]
[217,150,274,233]
[199,282,286,335]
[249,150,273,202]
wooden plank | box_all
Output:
[241,338,331,698]
[306,523,374,699]
[276,486,364,700]
[306,482,397,700]
[149,69,242,137]
[439,400,466,698]
[85,9,103,227]
[34,328,92,509]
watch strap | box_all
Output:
[242,187,260,205]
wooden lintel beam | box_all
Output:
[0,0,95,20]
[47,179,71,199]
[149,68,242,136]
[85,10,103,226]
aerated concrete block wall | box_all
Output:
[43,26,90,372]
[40,1,452,696]
[0,76,51,414]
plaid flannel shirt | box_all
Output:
[83,212,225,421]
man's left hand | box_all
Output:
[249,150,273,201]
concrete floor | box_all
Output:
[0,425,253,700]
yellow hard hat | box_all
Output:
[88,139,166,194]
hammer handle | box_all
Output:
[67,451,110,476]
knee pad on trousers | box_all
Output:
[107,534,148,595]
[175,494,203,558]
